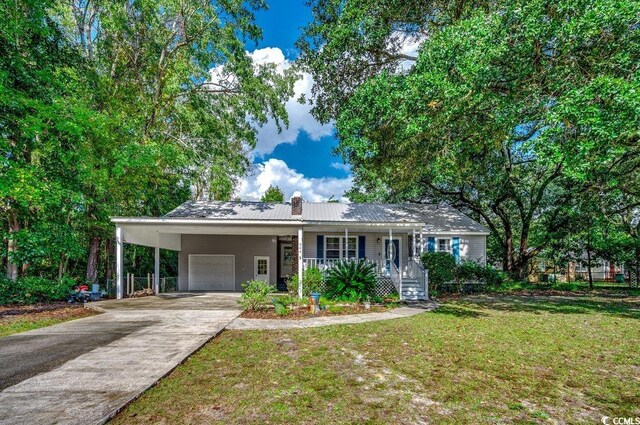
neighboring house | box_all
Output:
[532,257,626,283]
[111,196,489,300]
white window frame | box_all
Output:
[324,235,358,260]
[436,238,452,254]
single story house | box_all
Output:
[111,196,489,300]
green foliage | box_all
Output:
[453,261,506,288]
[301,0,640,280]
[285,274,299,296]
[421,252,456,292]
[325,259,376,301]
[239,280,276,311]
[285,267,325,297]
[1,0,295,283]
[302,267,324,296]
[260,185,285,203]
[0,276,76,305]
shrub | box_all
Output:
[285,267,324,297]
[421,252,456,292]
[302,267,324,295]
[0,276,76,305]
[325,259,376,301]
[427,257,507,293]
[481,265,507,287]
[285,274,298,296]
[239,280,275,311]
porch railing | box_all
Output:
[303,258,388,275]
[407,257,429,299]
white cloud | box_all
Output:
[237,158,352,202]
[330,162,351,173]
[247,47,334,156]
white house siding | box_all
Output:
[178,234,277,291]
[303,232,409,269]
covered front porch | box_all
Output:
[112,218,429,300]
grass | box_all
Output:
[0,306,97,337]
[112,294,640,424]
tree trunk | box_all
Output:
[58,252,66,280]
[6,212,20,281]
[104,238,114,281]
[86,236,100,283]
[586,248,593,290]
[503,231,514,273]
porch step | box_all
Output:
[401,280,427,301]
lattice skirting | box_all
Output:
[310,277,397,297]
[374,276,398,297]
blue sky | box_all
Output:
[235,0,353,201]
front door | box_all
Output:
[384,238,400,272]
[279,244,293,278]
[254,256,270,283]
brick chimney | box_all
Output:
[291,194,302,216]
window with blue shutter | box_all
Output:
[316,235,324,259]
[358,236,366,259]
[452,237,460,263]
[427,237,436,252]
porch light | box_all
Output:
[376,237,381,243]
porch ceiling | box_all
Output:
[116,220,426,251]
[118,223,302,250]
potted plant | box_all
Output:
[363,296,371,310]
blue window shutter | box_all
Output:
[358,236,366,259]
[427,237,436,252]
[452,237,460,263]
[317,235,324,259]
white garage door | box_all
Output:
[188,255,235,291]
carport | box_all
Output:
[111,217,301,299]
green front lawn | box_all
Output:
[113,294,640,424]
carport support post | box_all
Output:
[154,237,160,294]
[116,225,124,299]
[298,228,304,298]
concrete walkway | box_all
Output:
[227,303,438,330]
[0,293,241,425]
[0,294,435,425]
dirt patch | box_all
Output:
[0,302,90,317]
[0,305,98,322]
[240,304,392,319]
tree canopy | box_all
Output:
[299,0,640,277]
[260,185,285,203]
[1,0,295,283]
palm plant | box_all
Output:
[325,259,376,300]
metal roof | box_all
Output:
[164,201,293,220]
[160,200,489,233]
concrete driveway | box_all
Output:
[0,293,241,425]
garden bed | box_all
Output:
[0,303,99,337]
[0,301,86,317]
[239,303,394,320]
